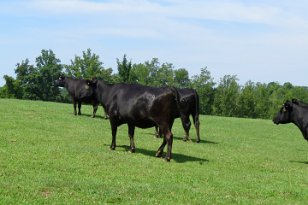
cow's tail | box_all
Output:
[169,86,181,117]
[194,89,201,143]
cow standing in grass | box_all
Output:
[90,78,180,161]
[273,100,308,141]
[155,88,200,143]
[55,76,99,117]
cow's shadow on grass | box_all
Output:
[290,160,308,165]
[104,144,209,163]
[80,114,108,120]
[173,136,218,144]
[143,132,218,144]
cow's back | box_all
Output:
[65,78,94,102]
[102,83,179,128]
[178,88,198,116]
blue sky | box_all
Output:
[1,0,308,86]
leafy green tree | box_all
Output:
[117,54,132,83]
[254,83,271,119]
[146,58,161,86]
[3,59,34,99]
[237,81,257,118]
[130,58,176,87]
[174,68,190,88]
[155,62,174,86]
[191,67,215,114]
[291,86,308,102]
[213,75,240,117]
[0,85,8,98]
[22,66,40,100]
[3,75,18,98]
[130,63,151,85]
[5,50,63,101]
[66,48,113,81]
[267,82,288,117]
[34,49,63,101]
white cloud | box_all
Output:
[23,0,165,15]
[1,0,308,86]
[19,0,307,27]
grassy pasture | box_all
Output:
[0,98,307,204]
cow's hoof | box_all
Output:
[165,157,171,162]
[155,151,163,158]
[183,137,189,142]
[130,148,135,153]
[196,139,201,143]
[110,146,116,150]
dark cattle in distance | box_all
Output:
[91,78,180,161]
[273,100,308,141]
[155,88,200,143]
[55,76,99,117]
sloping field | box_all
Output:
[0,99,307,204]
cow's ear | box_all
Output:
[292,98,299,104]
[91,77,97,84]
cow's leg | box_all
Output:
[128,124,136,153]
[181,115,191,141]
[165,130,173,162]
[73,99,77,115]
[77,101,82,115]
[193,114,200,143]
[104,110,109,119]
[156,136,167,158]
[154,126,162,138]
[102,105,109,119]
[110,122,117,150]
[159,127,163,138]
[92,103,98,118]
[156,122,174,162]
[154,126,159,138]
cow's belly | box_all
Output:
[129,118,156,129]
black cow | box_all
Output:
[55,76,99,117]
[292,98,308,107]
[273,100,308,141]
[155,88,200,142]
[91,78,180,161]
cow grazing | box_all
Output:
[55,76,99,117]
[155,88,200,143]
[91,78,180,161]
[273,100,308,141]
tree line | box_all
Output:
[1,49,308,119]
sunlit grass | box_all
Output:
[0,99,307,204]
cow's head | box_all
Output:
[292,98,300,105]
[77,79,96,99]
[84,79,96,90]
[91,77,97,84]
[273,101,293,125]
[54,75,66,87]
[89,77,98,88]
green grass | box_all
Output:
[0,98,307,204]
